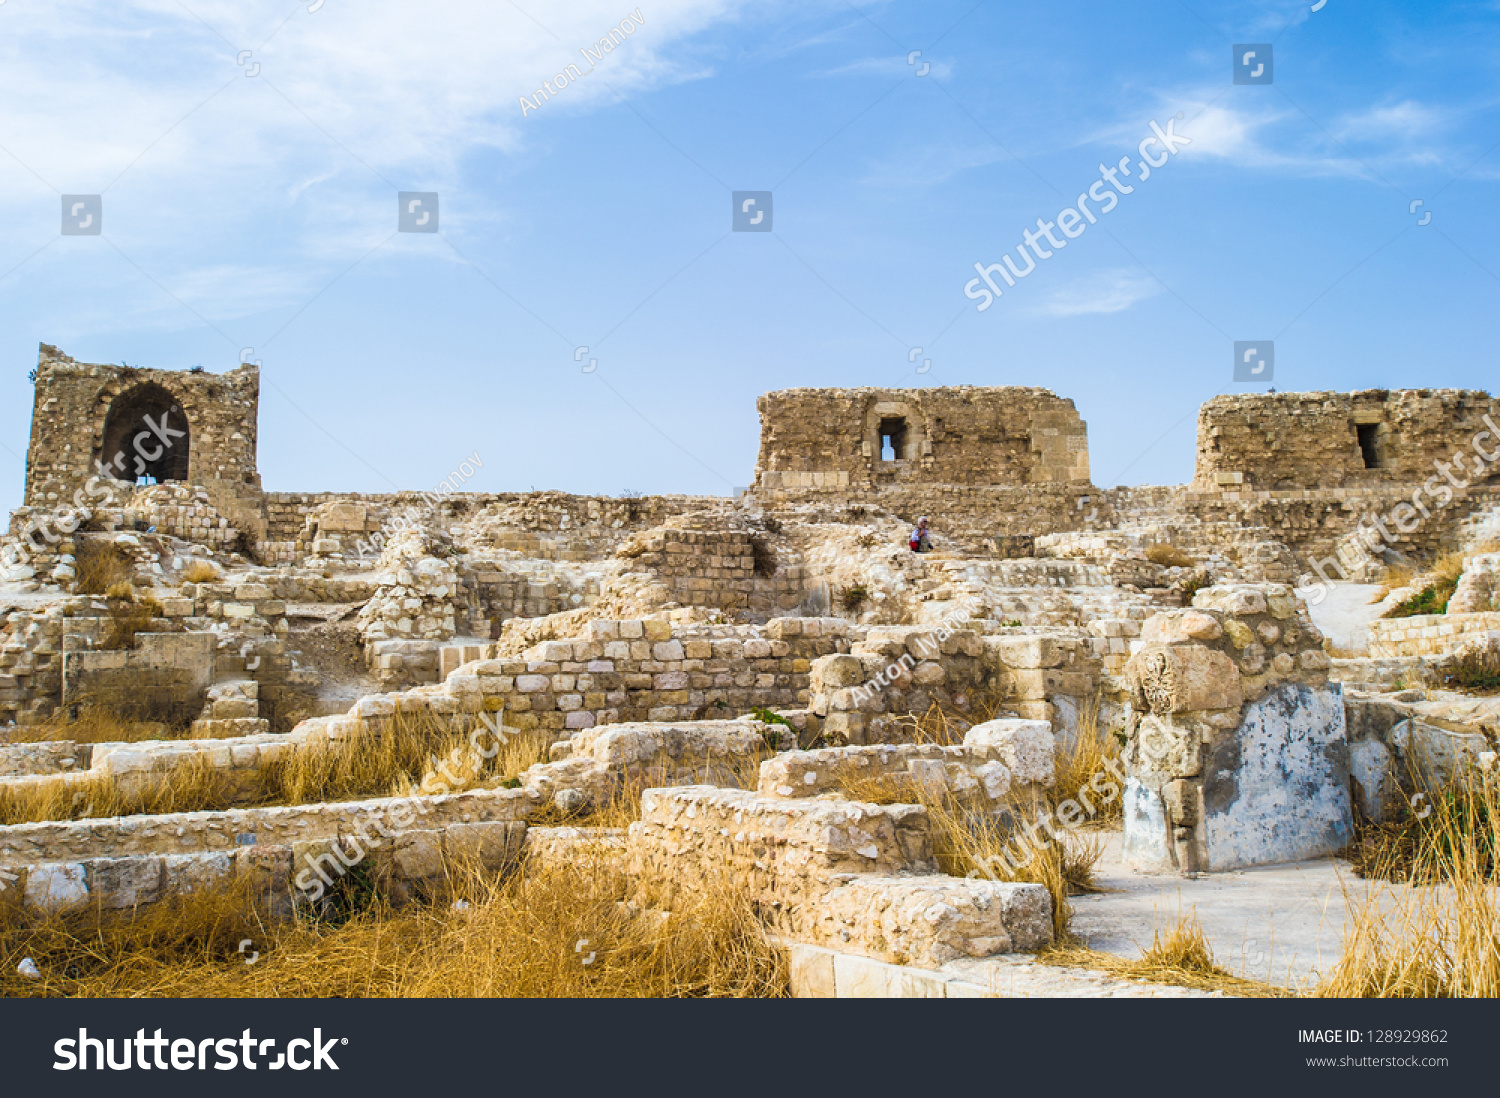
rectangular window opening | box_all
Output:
[879,416,907,462]
[1356,423,1382,470]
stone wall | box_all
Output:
[1121,585,1348,874]
[0,780,535,865]
[62,631,216,718]
[614,526,805,615]
[260,490,723,557]
[3,818,527,919]
[756,718,1055,816]
[809,625,1104,746]
[0,608,64,725]
[1368,611,1500,659]
[439,616,854,734]
[754,387,1090,491]
[1194,389,1500,492]
[627,785,1052,967]
[23,344,263,532]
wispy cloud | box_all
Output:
[0,0,755,324]
[1032,268,1163,317]
[812,55,953,80]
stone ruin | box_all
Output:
[5,341,1500,996]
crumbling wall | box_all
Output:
[754,387,1089,490]
[1369,611,1500,659]
[808,626,1103,746]
[440,616,854,734]
[627,785,1053,967]
[23,344,262,530]
[1121,584,1348,874]
[0,609,64,725]
[63,631,216,720]
[1194,389,1500,492]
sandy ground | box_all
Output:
[1069,832,1355,990]
[1302,581,1392,655]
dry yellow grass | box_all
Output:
[920,793,1102,942]
[0,848,787,998]
[2,706,771,827]
[1372,563,1416,604]
[263,709,485,806]
[1052,697,1124,828]
[837,694,1123,942]
[1144,543,1195,569]
[0,753,238,826]
[100,592,165,650]
[1138,906,1220,974]
[894,684,1009,746]
[182,559,221,583]
[3,704,182,745]
[1041,908,1288,998]
[1320,770,1500,997]
[73,540,133,594]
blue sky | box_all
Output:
[1,0,1497,510]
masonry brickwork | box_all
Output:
[23,344,265,546]
[1194,389,1500,492]
[754,387,1090,491]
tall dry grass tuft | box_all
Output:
[4,704,181,745]
[1037,907,1292,997]
[182,559,221,583]
[0,753,239,826]
[1053,696,1124,828]
[919,793,1102,943]
[1144,543,1195,569]
[1323,770,1500,997]
[835,694,1123,942]
[73,540,133,595]
[1138,907,1221,975]
[264,709,478,806]
[100,591,165,650]
[0,848,787,998]
[895,684,1010,746]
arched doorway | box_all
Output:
[98,383,191,484]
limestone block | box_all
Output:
[963,719,1055,786]
[25,863,88,912]
[87,856,164,909]
[652,640,685,661]
[1191,584,1270,616]
[1128,644,1242,713]
[1141,610,1224,644]
[986,635,1067,669]
[817,654,865,688]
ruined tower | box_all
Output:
[22,343,264,528]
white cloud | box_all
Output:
[1033,268,1163,317]
[0,0,754,324]
[813,55,953,80]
